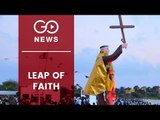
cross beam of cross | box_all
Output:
[110,15,135,43]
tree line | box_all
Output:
[1,81,159,100]
[116,85,160,99]
[0,80,18,91]
[74,84,160,100]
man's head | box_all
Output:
[100,45,109,54]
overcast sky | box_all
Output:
[75,15,160,89]
[0,15,18,84]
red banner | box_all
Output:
[19,15,74,105]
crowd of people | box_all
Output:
[74,96,158,105]
[114,98,152,105]
[0,94,158,105]
[0,95,18,105]
[74,96,91,105]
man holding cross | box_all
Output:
[84,15,134,105]
[84,43,127,105]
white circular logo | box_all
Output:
[33,20,59,34]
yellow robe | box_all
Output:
[84,52,115,96]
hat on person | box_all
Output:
[100,45,109,49]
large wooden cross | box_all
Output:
[110,15,135,43]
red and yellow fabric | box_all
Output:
[84,52,115,96]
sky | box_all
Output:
[0,15,160,89]
[0,15,18,84]
[74,15,160,89]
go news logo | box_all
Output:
[33,20,59,34]
[33,20,59,43]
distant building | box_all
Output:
[0,91,18,95]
